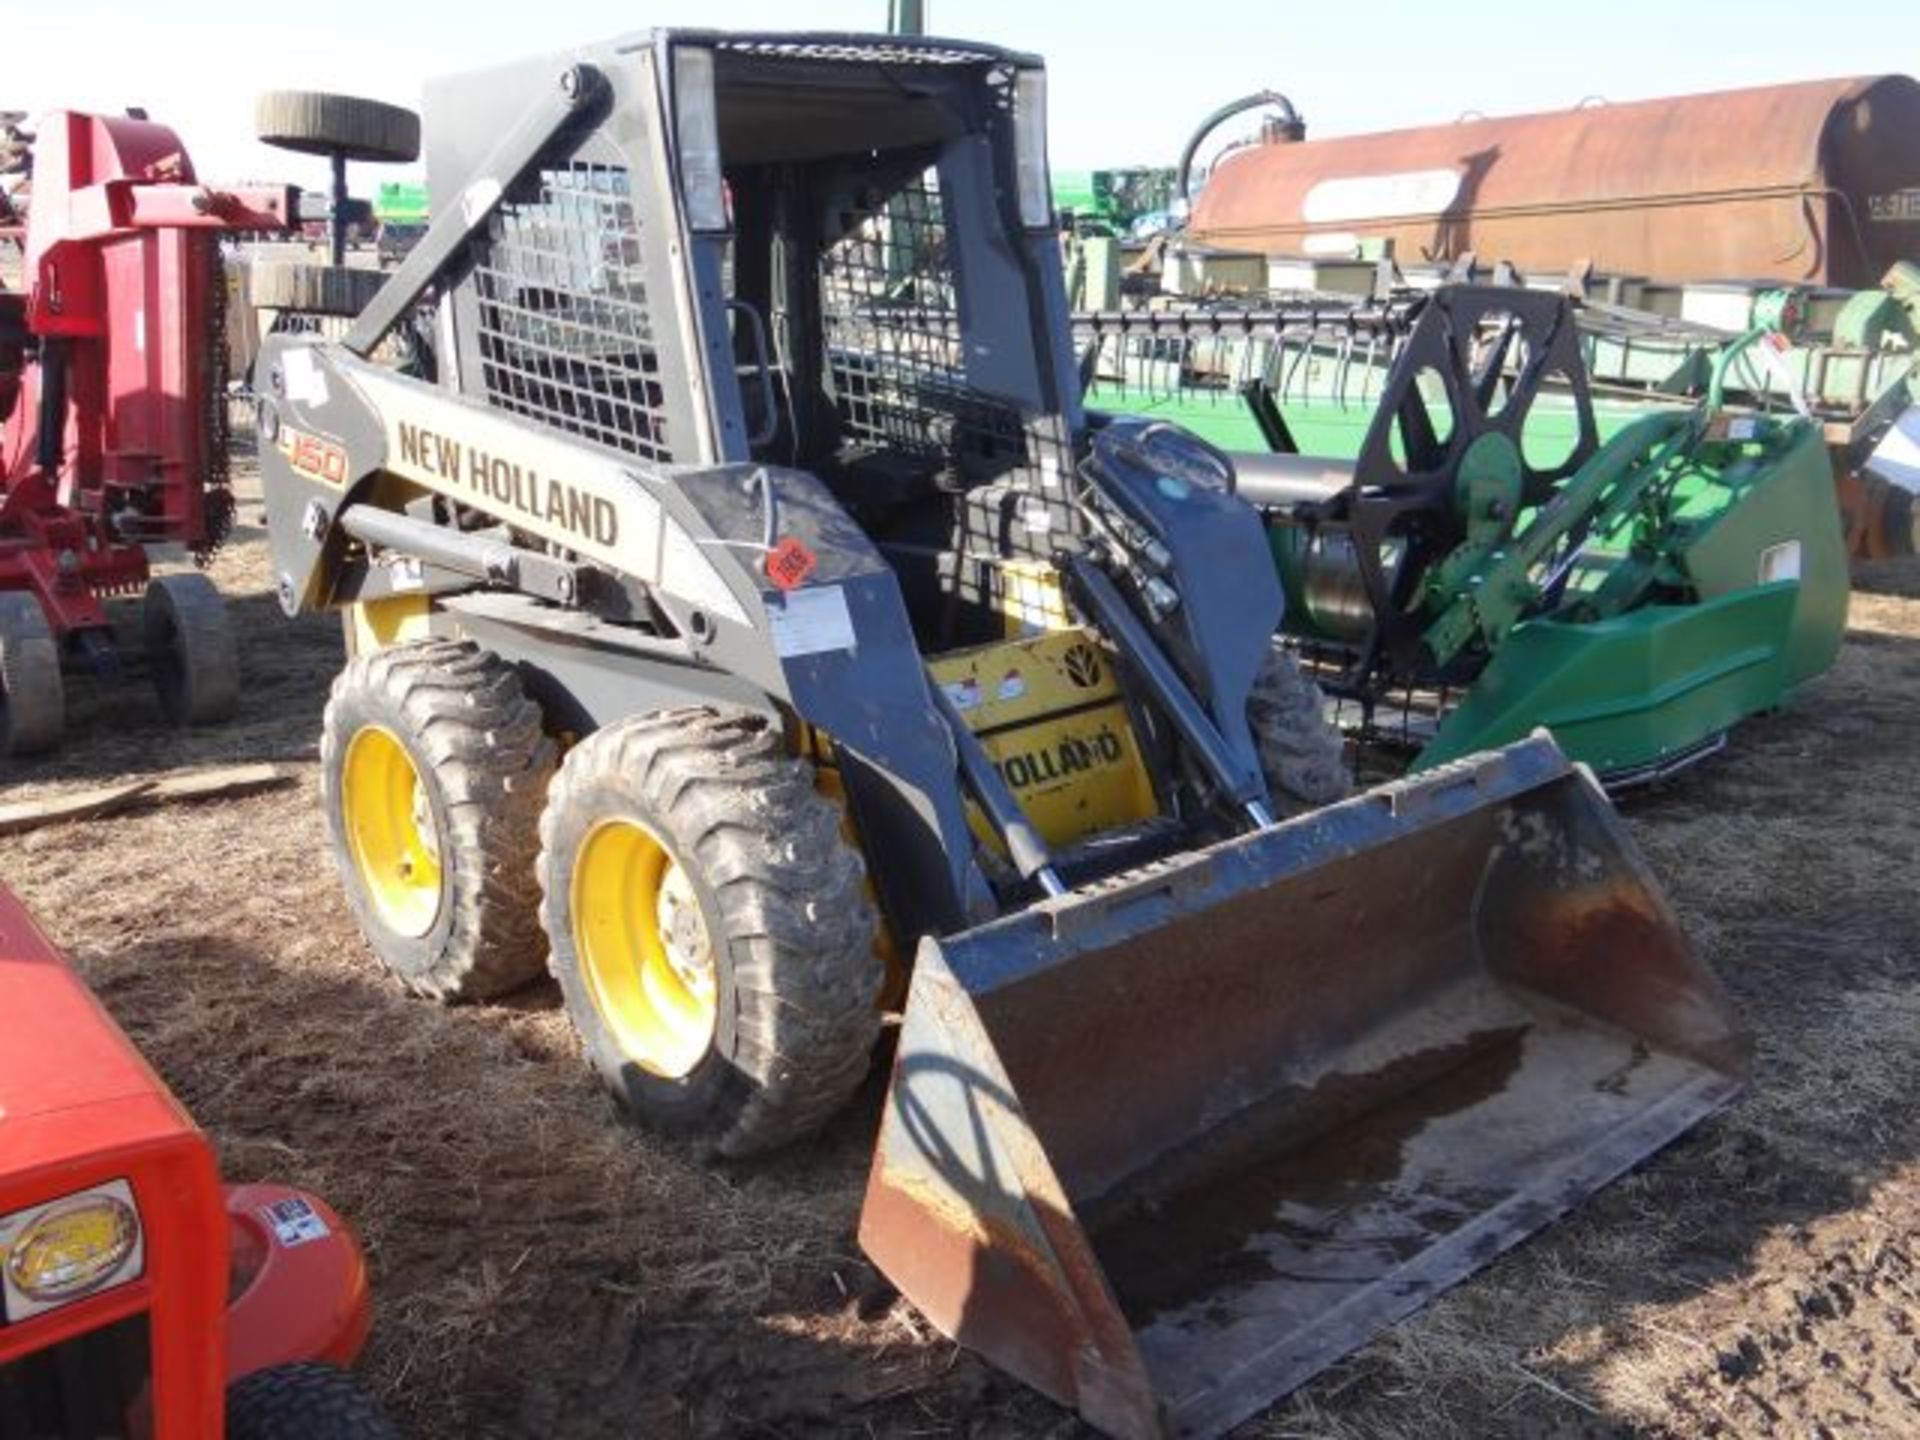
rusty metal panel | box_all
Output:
[859,735,1749,1438]
[1188,76,1920,287]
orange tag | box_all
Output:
[765,536,818,592]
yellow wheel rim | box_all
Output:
[572,818,718,1080]
[340,725,444,939]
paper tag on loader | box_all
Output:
[768,585,855,658]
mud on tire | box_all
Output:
[321,639,555,1001]
[539,707,882,1159]
[1249,643,1351,814]
[226,1362,400,1440]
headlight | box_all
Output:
[1,1179,144,1320]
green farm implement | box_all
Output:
[1082,285,1850,784]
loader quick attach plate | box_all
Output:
[860,734,1749,1440]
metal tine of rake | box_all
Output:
[1358,329,1382,409]
[1332,326,1357,412]
[1267,326,1292,397]
[1282,321,1314,403]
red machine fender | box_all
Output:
[223,1182,376,1379]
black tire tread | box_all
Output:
[540,707,881,1158]
[322,639,554,1001]
[1249,644,1351,813]
[226,1362,401,1440]
[254,91,420,164]
[145,572,239,725]
[0,592,60,757]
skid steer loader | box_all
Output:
[250,32,1748,1438]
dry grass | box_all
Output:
[3,470,1919,1437]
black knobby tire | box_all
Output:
[1249,644,1351,814]
[252,262,386,319]
[539,708,882,1158]
[144,572,239,726]
[0,591,61,757]
[254,91,420,164]
[322,640,556,1001]
[226,1363,401,1440]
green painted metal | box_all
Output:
[1053,167,1175,236]
[1416,586,1801,772]
[1416,415,1848,774]
[372,181,428,224]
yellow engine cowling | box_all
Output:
[926,628,1159,850]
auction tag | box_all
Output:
[260,1196,331,1248]
[768,585,855,658]
[764,536,818,592]
[279,347,329,408]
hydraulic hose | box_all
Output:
[1176,91,1305,205]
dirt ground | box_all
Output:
[3,460,1918,1439]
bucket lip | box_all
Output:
[1142,1064,1747,1439]
[921,732,1580,986]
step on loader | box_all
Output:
[250,32,1749,1438]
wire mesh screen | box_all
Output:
[470,163,672,463]
[818,168,991,459]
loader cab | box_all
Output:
[428,32,1089,650]
[676,35,1086,646]
[669,40,1077,464]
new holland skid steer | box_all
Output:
[251,32,1749,1438]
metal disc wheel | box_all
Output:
[572,818,719,1081]
[340,725,443,940]
[143,573,239,726]
[0,591,62,757]
[321,639,555,1001]
[539,707,882,1157]
[254,91,420,165]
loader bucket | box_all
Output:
[860,733,1747,1440]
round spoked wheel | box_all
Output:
[339,725,444,940]
[572,819,719,1081]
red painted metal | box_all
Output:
[1187,76,1920,288]
[0,111,291,644]
[0,883,375,1437]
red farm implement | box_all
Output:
[0,110,294,755]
